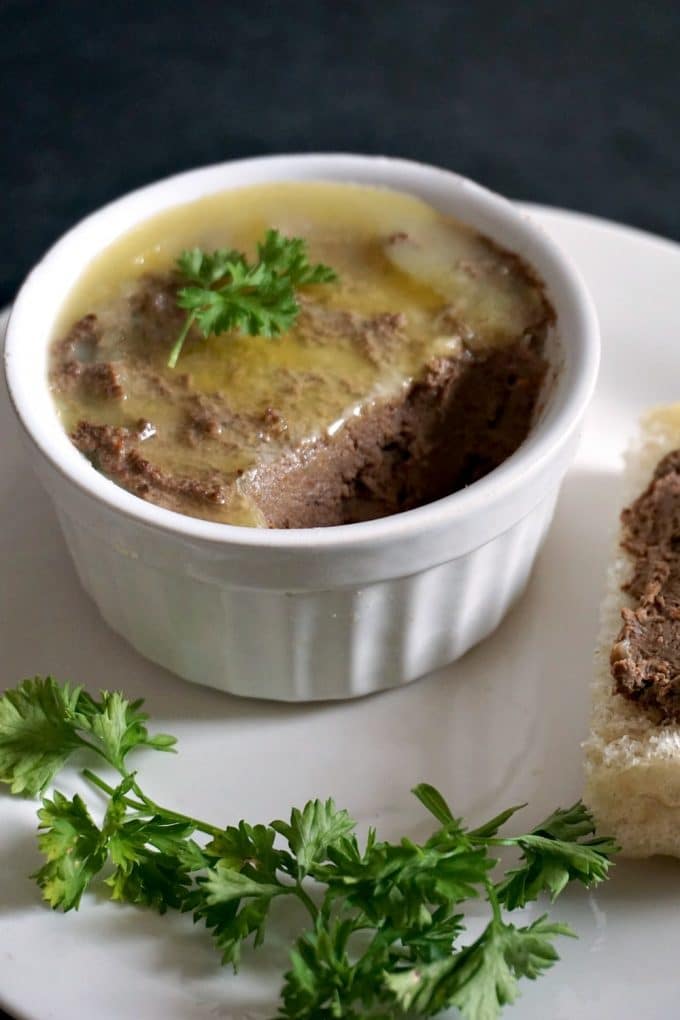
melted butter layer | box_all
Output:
[51,181,550,526]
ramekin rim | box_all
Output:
[4,152,600,551]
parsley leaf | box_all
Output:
[492,801,619,909]
[0,679,176,796]
[200,860,282,904]
[0,678,86,795]
[255,230,338,287]
[194,805,355,971]
[193,859,285,970]
[196,894,274,970]
[278,918,370,1020]
[385,914,573,1019]
[33,790,107,910]
[273,798,356,877]
[317,835,492,928]
[412,782,460,827]
[189,819,295,969]
[443,915,572,1020]
[177,247,247,287]
[77,690,176,773]
[205,819,293,880]
[168,229,338,367]
[107,812,204,913]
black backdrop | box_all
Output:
[1,1,680,1017]
[3,0,680,308]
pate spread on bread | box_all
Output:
[585,403,680,856]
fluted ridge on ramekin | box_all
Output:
[55,491,558,701]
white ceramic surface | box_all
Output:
[3,207,680,1020]
[3,155,599,700]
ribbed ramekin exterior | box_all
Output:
[54,488,558,700]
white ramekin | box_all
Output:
[4,155,599,701]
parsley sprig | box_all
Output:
[0,678,618,1019]
[168,229,338,367]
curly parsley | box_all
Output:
[168,229,338,367]
[1,678,618,1019]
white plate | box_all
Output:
[2,205,680,1020]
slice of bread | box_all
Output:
[584,403,680,857]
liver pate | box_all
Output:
[243,336,545,527]
[72,420,228,509]
[611,450,680,720]
[48,182,554,529]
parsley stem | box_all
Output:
[486,880,503,926]
[294,882,318,921]
[82,768,146,812]
[81,767,223,839]
[80,767,221,840]
[167,310,196,369]
[129,778,223,839]
[76,737,115,767]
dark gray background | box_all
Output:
[1,2,679,1017]
[3,0,680,309]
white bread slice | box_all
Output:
[584,403,680,857]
